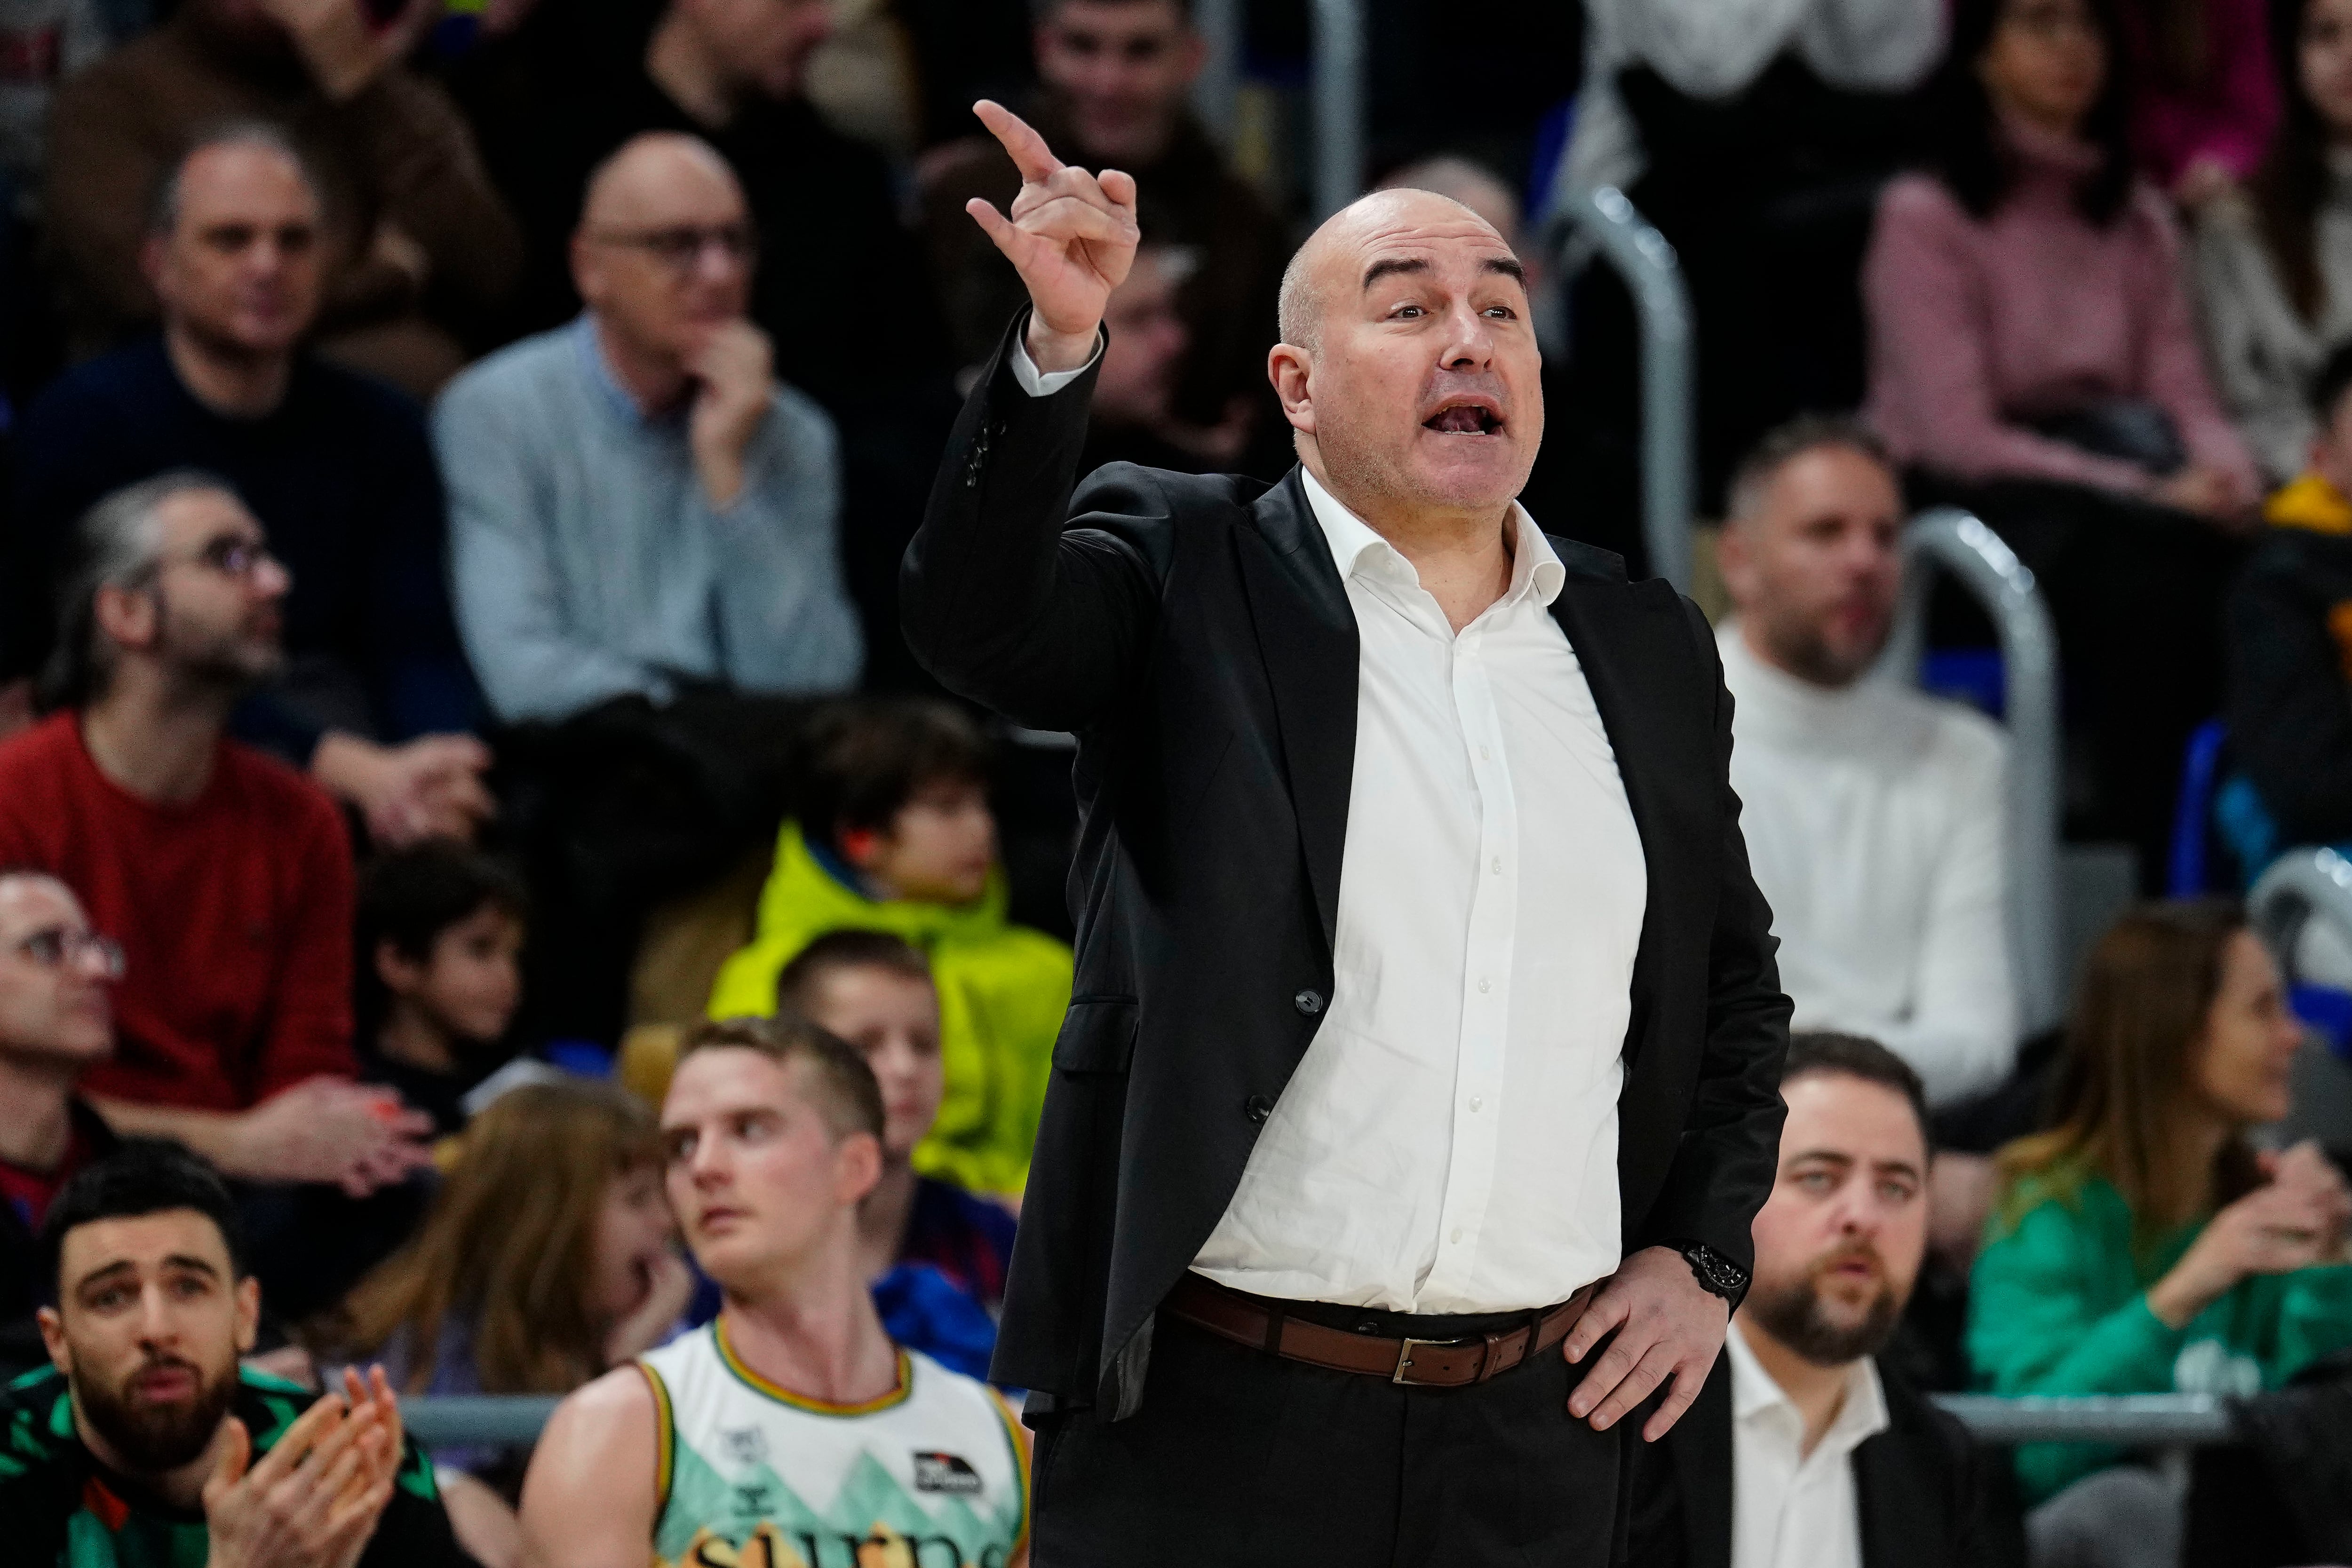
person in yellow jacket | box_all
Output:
[709,701,1071,1199]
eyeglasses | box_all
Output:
[12,926,126,978]
[164,535,279,580]
[588,222,758,272]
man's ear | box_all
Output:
[37,1306,68,1373]
[1174,25,1208,86]
[1268,344,1314,434]
[92,582,159,657]
[139,233,168,296]
[836,1130,883,1207]
[233,1276,261,1356]
[1714,518,1759,610]
[569,230,602,313]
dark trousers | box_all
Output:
[1031,1299,1627,1567]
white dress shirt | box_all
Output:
[1717,623,2017,1107]
[1012,338,1650,1313]
[1191,471,1648,1313]
[1726,1320,1889,1568]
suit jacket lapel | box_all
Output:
[1675,1358,1736,1568]
[1854,1424,1932,1568]
[1238,467,1358,952]
[1547,567,1675,1070]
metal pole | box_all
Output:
[392,1390,2239,1450]
[1550,188,1695,592]
[1190,0,1242,145]
[1310,0,1364,219]
[1879,509,2066,1034]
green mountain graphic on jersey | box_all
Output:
[656,1439,1020,1568]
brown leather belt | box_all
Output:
[1163,1273,1595,1388]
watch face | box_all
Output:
[1688,1245,1745,1295]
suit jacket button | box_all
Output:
[1244,1094,1273,1124]
[1293,989,1324,1016]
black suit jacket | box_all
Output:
[1625,1354,2029,1568]
[901,317,1793,1416]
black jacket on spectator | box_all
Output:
[1626,1352,2028,1568]
[0,1099,117,1382]
[901,316,1793,1417]
[4,335,476,755]
[2226,519,2352,846]
[449,0,957,689]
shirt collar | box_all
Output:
[1726,1318,1891,1457]
[1297,467,1565,609]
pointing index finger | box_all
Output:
[974,99,1064,184]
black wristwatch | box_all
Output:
[1667,1240,1749,1307]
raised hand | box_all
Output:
[963,100,1140,374]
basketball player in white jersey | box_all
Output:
[518,1015,1030,1568]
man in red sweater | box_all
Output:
[0,474,435,1241]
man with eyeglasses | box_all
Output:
[447,0,954,689]
[921,0,1290,477]
[8,124,495,851]
[0,869,123,1379]
[436,130,861,1046]
[0,472,440,1322]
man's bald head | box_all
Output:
[1265,184,1539,526]
[1276,187,1512,356]
[580,132,745,231]
[572,132,756,376]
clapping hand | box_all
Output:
[203,1368,405,1568]
[963,100,1140,374]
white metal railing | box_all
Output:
[1877,509,2066,1035]
[397,1390,2235,1449]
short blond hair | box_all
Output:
[680,1014,883,1140]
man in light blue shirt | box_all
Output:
[435,131,862,725]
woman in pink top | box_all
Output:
[1863,0,2258,881]
[1865,0,2260,512]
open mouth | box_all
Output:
[1423,398,1504,436]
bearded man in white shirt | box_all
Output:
[902,100,1793,1565]
[1625,1031,2026,1568]
[1716,416,2018,1114]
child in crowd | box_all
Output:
[779,930,1017,1377]
[2226,338,2352,866]
[1971,902,2352,1559]
[709,700,1071,1200]
[356,842,529,1136]
[326,1077,691,1568]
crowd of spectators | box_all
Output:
[1,0,2352,1562]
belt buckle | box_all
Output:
[1392,1335,1467,1385]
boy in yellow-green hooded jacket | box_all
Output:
[708,701,1071,1198]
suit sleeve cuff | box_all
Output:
[1009,329,1105,397]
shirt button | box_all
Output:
[1469,1096,1483,1112]
[1450,1228,1464,1245]
[1244,1094,1273,1124]
[1489,856,1502,874]
[1293,989,1324,1016]
[1479,746,1490,760]
[1477,977,1491,994]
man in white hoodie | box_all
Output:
[1716,416,2016,1115]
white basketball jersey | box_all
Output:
[638,1319,1029,1568]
